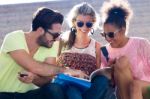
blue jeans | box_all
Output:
[83,75,115,99]
[66,85,82,99]
[0,83,65,99]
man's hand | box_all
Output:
[18,71,36,84]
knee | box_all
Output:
[91,75,110,87]
[130,80,141,92]
[114,56,130,72]
[90,67,112,80]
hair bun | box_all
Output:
[108,6,128,20]
[101,0,133,21]
[108,7,128,19]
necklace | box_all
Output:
[74,39,91,49]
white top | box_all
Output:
[64,38,96,57]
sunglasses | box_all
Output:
[76,21,93,28]
[101,30,120,38]
[46,30,60,39]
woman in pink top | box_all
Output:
[100,1,150,99]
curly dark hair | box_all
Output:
[100,0,133,29]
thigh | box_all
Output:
[66,85,82,99]
[15,83,65,99]
[14,88,42,99]
[0,92,15,99]
[40,83,66,99]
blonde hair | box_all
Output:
[67,2,99,29]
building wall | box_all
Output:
[0,0,150,45]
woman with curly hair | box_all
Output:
[100,0,150,99]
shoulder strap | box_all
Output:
[101,46,109,62]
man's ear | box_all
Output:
[37,27,45,35]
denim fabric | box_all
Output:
[83,75,116,99]
[0,93,14,99]
[66,85,82,99]
[0,83,65,99]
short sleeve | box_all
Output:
[48,41,59,57]
[138,38,150,65]
[35,41,59,61]
[0,31,26,53]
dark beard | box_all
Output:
[36,35,50,48]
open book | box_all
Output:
[53,66,113,93]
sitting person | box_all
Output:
[56,2,112,99]
[18,3,115,99]
[57,2,101,75]
[99,0,150,99]
[0,7,86,99]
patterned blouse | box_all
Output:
[57,39,97,75]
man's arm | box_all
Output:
[32,57,57,86]
[18,71,53,87]
[10,49,87,78]
[10,49,66,77]
[32,75,53,87]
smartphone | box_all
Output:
[19,73,28,77]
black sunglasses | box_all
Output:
[76,21,93,28]
[46,30,60,39]
[101,30,120,38]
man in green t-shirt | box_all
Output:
[0,7,86,99]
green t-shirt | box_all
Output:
[0,30,58,93]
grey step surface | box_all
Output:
[0,0,150,45]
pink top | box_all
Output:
[101,37,150,82]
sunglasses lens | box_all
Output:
[101,33,105,37]
[53,33,60,39]
[77,21,84,27]
[86,22,93,28]
[47,30,60,39]
[101,32,115,38]
[108,32,114,38]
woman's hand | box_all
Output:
[64,68,89,79]
[107,58,116,67]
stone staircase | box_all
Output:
[0,0,150,45]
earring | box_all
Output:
[91,28,94,35]
[71,27,77,34]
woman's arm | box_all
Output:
[95,41,101,68]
